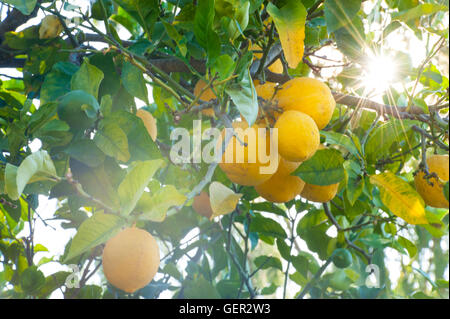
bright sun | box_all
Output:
[362,54,397,94]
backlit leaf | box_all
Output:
[370,172,427,225]
[63,212,124,262]
[267,0,307,69]
[136,185,187,222]
[293,149,345,186]
[209,182,242,219]
[118,159,164,216]
[71,59,104,99]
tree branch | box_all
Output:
[0,1,42,42]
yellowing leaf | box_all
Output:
[135,185,187,222]
[136,109,157,142]
[267,1,307,69]
[209,182,242,220]
[370,172,428,225]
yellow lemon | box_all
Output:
[300,182,340,203]
[275,77,336,129]
[102,227,160,293]
[219,121,279,186]
[255,157,305,203]
[274,110,320,162]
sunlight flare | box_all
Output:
[362,54,397,94]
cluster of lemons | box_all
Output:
[194,76,338,205]
[100,84,448,294]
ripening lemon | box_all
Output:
[301,182,340,203]
[218,121,279,186]
[136,109,157,141]
[274,110,320,162]
[255,157,305,203]
[194,79,216,117]
[192,191,214,219]
[102,227,160,293]
[39,15,64,39]
[414,154,449,208]
[300,145,340,203]
[275,77,336,130]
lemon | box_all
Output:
[274,110,320,162]
[102,227,160,293]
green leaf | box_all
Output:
[392,3,447,22]
[27,104,57,138]
[114,0,159,34]
[421,210,448,238]
[321,131,361,159]
[4,25,41,50]
[346,170,364,206]
[94,123,130,162]
[324,0,362,33]
[63,212,124,262]
[397,236,417,258]
[4,164,19,201]
[136,185,186,222]
[193,0,215,48]
[291,255,309,277]
[212,55,236,81]
[411,291,434,299]
[260,284,278,295]
[365,119,415,164]
[3,0,37,15]
[65,139,106,168]
[296,209,333,260]
[6,121,25,160]
[121,61,149,104]
[37,271,71,298]
[89,53,121,99]
[102,111,160,162]
[162,21,187,56]
[334,17,365,61]
[225,69,258,126]
[78,285,103,299]
[118,159,164,216]
[69,159,120,209]
[276,238,291,260]
[40,62,79,105]
[293,149,345,186]
[183,276,221,299]
[71,59,104,99]
[254,256,283,271]
[370,172,427,225]
[359,233,391,248]
[20,266,45,294]
[5,150,57,201]
[250,202,287,218]
[249,213,287,239]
